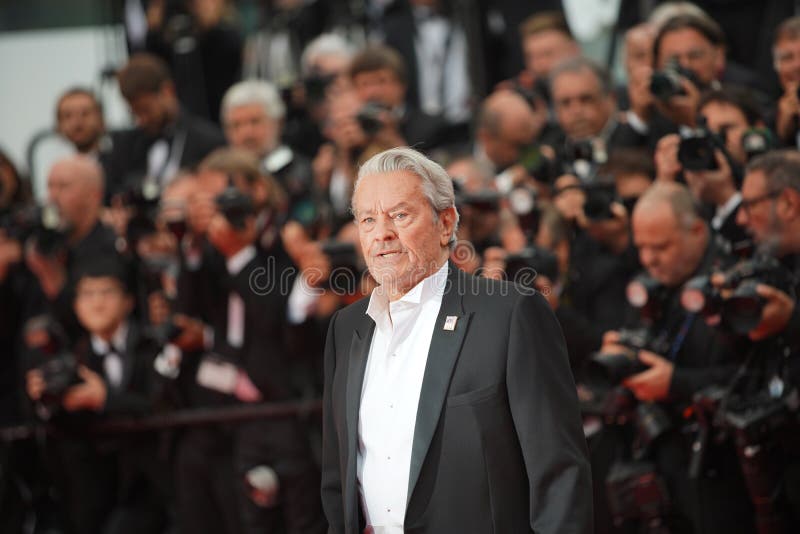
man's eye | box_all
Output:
[361,217,375,224]
[393,212,407,220]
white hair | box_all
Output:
[220,80,285,124]
[354,147,460,247]
[300,33,355,77]
[649,2,709,29]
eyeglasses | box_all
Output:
[739,190,781,215]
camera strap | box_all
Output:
[667,313,696,362]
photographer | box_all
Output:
[105,53,226,198]
[628,13,763,140]
[24,258,170,534]
[656,87,767,249]
[349,44,451,153]
[24,155,118,343]
[595,182,754,533]
[730,149,800,529]
[546,57,648,181]
[221,79,318,231]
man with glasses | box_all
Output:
[730,150,800,530]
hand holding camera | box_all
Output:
[61,365,108,412]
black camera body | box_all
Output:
[356,101,392,137]
[0,204,68,257]
[216,183,255,230]
[504,245,559,285]
[678,128,720,172]
[117,182,162,246]
[681,255,796,335]
[650,58,702,101]
[582,182,618,221]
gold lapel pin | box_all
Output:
[443,316,458,331]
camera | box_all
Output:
[586,327,653,388]
[741,128,775,162]
[319,240,362,292]
[0,204,68,257]
[303,71,336,104]
[216,181,255,230]
[681,255,796,335]
[117,181,162,246]
[24,315,82,410]
[504,245,559,285]
[678,128,721,172]
[650,57,702,101]
[626,274,669,324]
[356,101,393,137]
[518,144,558,184]
[582,182,618,221]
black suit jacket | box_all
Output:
[102,110,226,199]
[321,263,592,533]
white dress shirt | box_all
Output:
[711,192,742,232]
[226,245,257,348]
[357,261,448,532]
[90,321,129,389]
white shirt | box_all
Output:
[413,8,471,124]
[226,246,257,348]
[711,192,742,232]
[357,261,448,532]
[90,321,129,389]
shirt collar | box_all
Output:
[712,191,742,229]
[226,245,257,276]
[90,320,129,356]
[366,260,449,327]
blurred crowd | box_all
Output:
[3,0,800,533]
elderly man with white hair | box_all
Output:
[221,80,317,228]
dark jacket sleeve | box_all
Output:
[506,292,593,533]
[320,310,345,534]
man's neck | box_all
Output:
[68,215,98,246]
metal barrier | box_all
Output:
[0,398,322,442]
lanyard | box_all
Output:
[667,313,696,362]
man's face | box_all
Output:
[74,277,132,337]
[523,30,578,79]
[353,170,454,299]
[736,170,783,248]
[47,165,94,227]
[224,103,280,157]
[57,94,104,152]
[552,68,613,140]
[773,37,800,90]
[128,89,172,136]
[352,68,406,108]
[699,101,750,165]
[481,116,537,170]
[624,27,655,76]
[656,28,723,86]
[633,203,704,287]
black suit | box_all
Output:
[321,263,592,533]
[102,110,225,200]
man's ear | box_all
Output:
[778,187,800,221]
[714,45,727,76]
[439,206,457,247]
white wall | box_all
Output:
[0,25,131,199]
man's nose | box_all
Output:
[374,217,397,242]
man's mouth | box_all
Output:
[376,250,402,259]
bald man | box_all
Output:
[26,155,118,339]
[475,90,546,173]
[593,182,756,534]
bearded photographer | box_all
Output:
[655,86,768,249]
[592,182,755,534]
[727,149,800,529]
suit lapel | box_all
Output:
[406,264,473,505]
[345,313,374,532]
